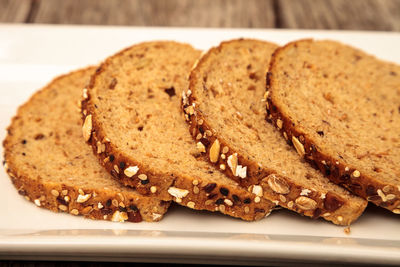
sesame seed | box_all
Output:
[222,146,229,154]
[193,186,200,194]
[254,196,261,203]
[62,190,68,196]
[98,202,104,209]
[382,185,391,193]
[204,200,213,206]
[34,199,41,206]
[124,166,139,177]
[64,196,70,202]
[192,179,199,186]
[113,165,119,174]
[117,193,125,201]
[112,199,119,207]
[287,201,294,208]
[187,201,195,209]
[220,164,226,170]
[138,174,148,180]
[337,216,343,222]
[70,209,79,215]
[244,207,250,213]
[276,119,283,129]
[352,170,360,178]
[51,190,59,197]
[219,204,226,213]
[76,194,91,203]
[58,205,68,211]
[224,199,233,206]
[150,186,157,193]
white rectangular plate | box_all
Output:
[0,24,399,265]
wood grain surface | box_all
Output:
[0,0,399,30]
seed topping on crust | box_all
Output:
[124,166,139,177]
[196,142,206,153]
[138,174,148,181]
[82,114,93,141]
[77,193,91,203]
[292,136,305,157]
[168,187,189,199]
[300,188,312,196]
[352,170,360,178]
[210,139,221,163]
[51,189,59,197]
[265,174,290,194]
[295,196,317,210]
[276,119,283,129]
[70,209,79,215]
[187,201,195,209]
[227,153,238,175]
[252,185,263,197]
[111,210,128,222]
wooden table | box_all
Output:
[1,0,399,31]
[1,0,399,266]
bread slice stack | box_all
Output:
[184,39,367,225]
[82,41,275,221]
[3,67,170,223]
[3,37,398,225]
[266,39,400,214]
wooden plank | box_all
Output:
[276,0,400,31]
[0,0,32,22]
[30,0,276,28]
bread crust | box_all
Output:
[266,39,400,214]
[82,41,275,221]
[184,39,367,225]
[2,68,170,223]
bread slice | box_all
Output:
[185,39,367,225]
[266,39,400,214]
[3,67,170,223]
[82,41,275,221]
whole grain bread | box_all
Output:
[185,39,367,225]
[2,67,170,223]
[266,39,400,214]
[82,41,275,221]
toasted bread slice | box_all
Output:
[185,39,367,225]
[3,67,170,223]
[82,41,275,221]
[266,39,400,214]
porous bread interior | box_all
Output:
[5,68,146,195]
[270,40,400,186]
[91,42,245,188]
[192,39,360,200]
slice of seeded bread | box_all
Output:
[2,67,170,223]
[184,39,367,225]
[82,41,275,221]
[266,39,400,214]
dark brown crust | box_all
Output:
[2,68,170,223]
[266,39,400,214]
[184,38,367,225]
[81,42,275,221]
